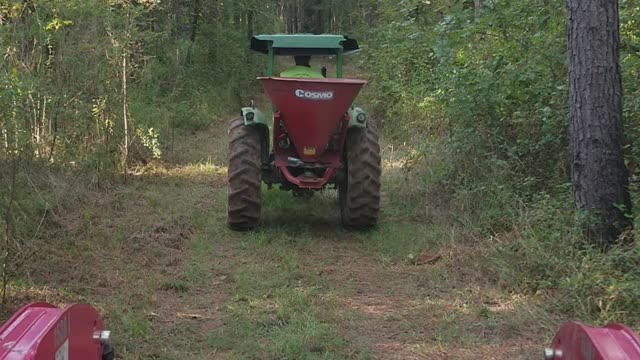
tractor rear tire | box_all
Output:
[227,117,262,231]
[339,119,382,230]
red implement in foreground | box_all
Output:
[1,303,638,359]
[0,302,113,360]
[546,322,640,359]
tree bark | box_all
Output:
[190,0,201,43]
[122,54,129,183]
[122,10,131,183]
[567,0,632,245]
[474,0,482,22]
[301,0,323,34]
[247,8,254,40]
[2,157,17,306]
[286,1,293,33]
[294,0,299,33]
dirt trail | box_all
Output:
[294,239,542,360]
[12,122,551,359]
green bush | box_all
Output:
[486,192,640,327]
[365,0,640,328]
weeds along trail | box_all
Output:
[3,123,551,359]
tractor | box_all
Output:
[227,34,381,231]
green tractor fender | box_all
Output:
[240,107,270,160]
[241,107,267,127]
[347,107,368,129]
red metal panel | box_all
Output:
[258,77,366,163]
[0,303,104,360]
[0,303,56,360]
[271,109,348,188]
[550,322,640,359]
[280,167,335,189]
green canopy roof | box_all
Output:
[250,34,360,56]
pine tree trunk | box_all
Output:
[190,0,201,43]
[474,0,482,22]
[122,54,129,183]
[567,0,632,245]
[300,0,324,34]
[247,9,254,40]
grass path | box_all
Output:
[7,120,555,359]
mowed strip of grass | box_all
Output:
[5,125,552,359]
[3,124,367,359]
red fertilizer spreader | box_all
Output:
[0,302,638,359]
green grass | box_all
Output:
[220,277,351,359]
[4,123,617,359]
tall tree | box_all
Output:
[474,0,482,21]
[301,0,324,34]
[190,0,201,43]
[567,0,632,245]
